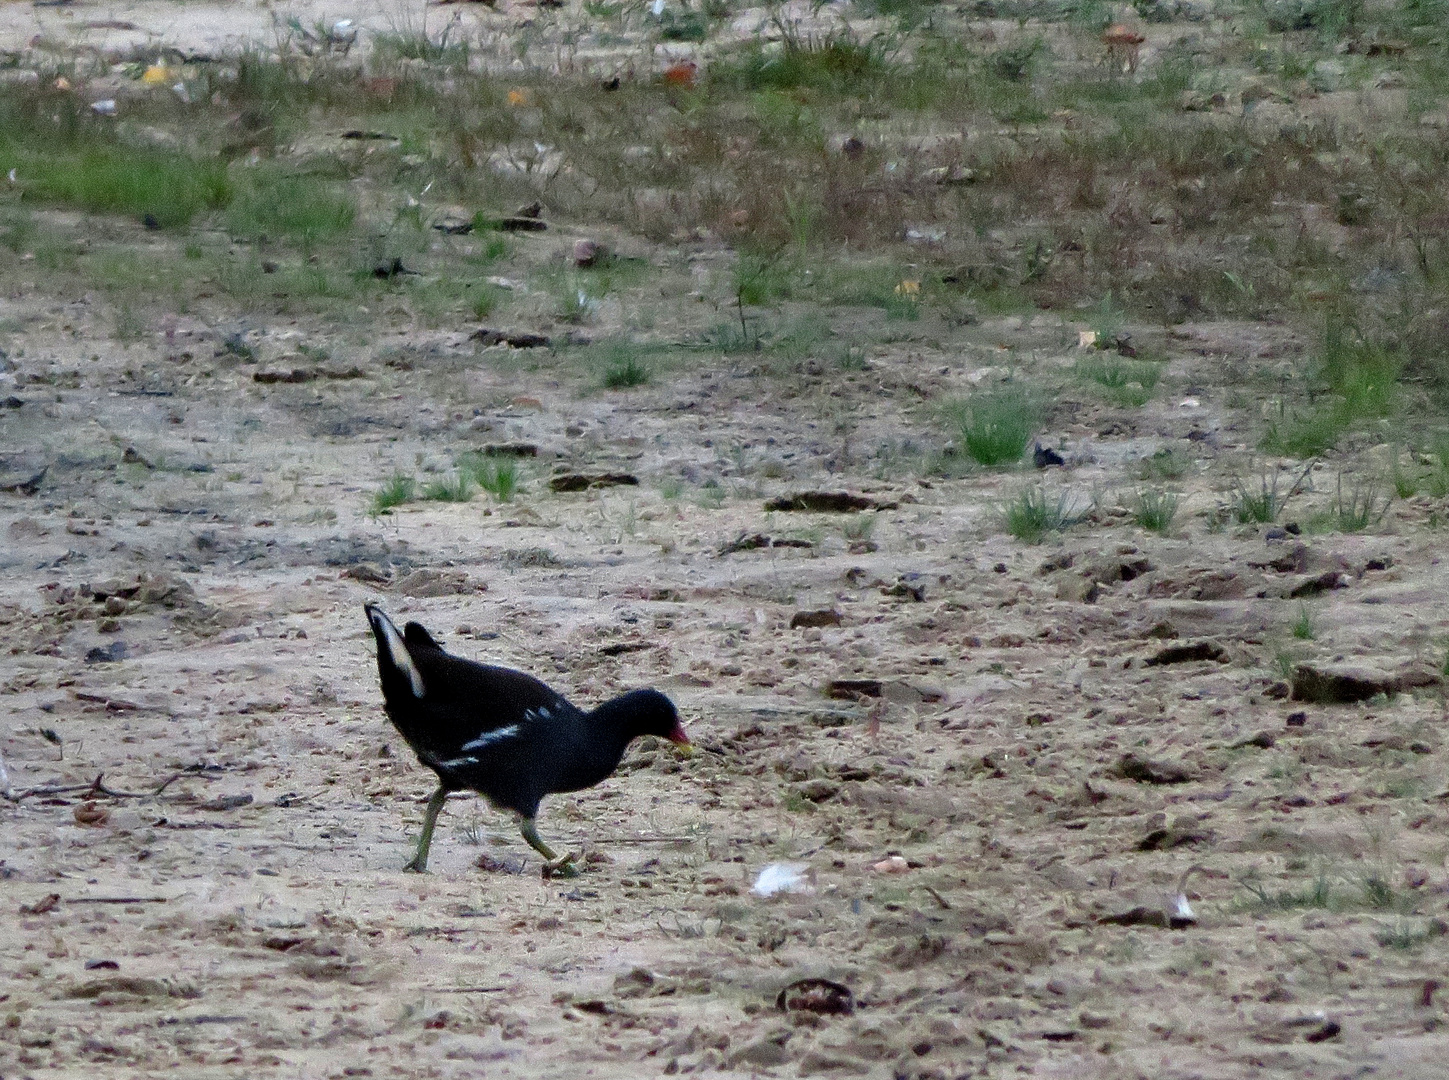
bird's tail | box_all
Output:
[364,602,425,699]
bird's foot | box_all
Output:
[540,852,580,879]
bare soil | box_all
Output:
[3,4,1449,1080]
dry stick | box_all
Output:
[429,986,509,994]
[66,897,170,904]
[6,765,220,803]
[917,885,952,910]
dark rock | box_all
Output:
[1112,754,1193,784]
[1289,570,1348,598]
[480,443,538,457]
[573,239,610,268]
[598,642,653,657]
[1097,906,1194,930]
[882,580,926,602]
[1144,621,1178,640]
[253,368,318,384]
[729,1030,791,1068]
[794,778,842,803]
[493,216,548,232]
[764,491,884,512]
[475,853,527,874]
[1117,556,1153,581]
[372,258,418,279]
[85,642,129,664]
[826,679,883,699]
[1136,825,1211,851]
[1229,730,1276,749]
[790,609,842,629]
[549,472,638,492]
[2,396,22,409]
[197,793,252,811]
[1286,711,1307,727]
[777,978,854,1015]
[1265,543,1309,573]
[1144,640,1226,665]
[719,533,813,555]
[1291,663,1439,704]
[470,328,552,348]
[0,461,47,495]
[1033,443,1066,468]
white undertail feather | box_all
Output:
[371,607,424,698]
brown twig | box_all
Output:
[918,885,952,910]
[5,765,212,803]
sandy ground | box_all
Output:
[2,4,1449,1078]
[4,293,1449,1079]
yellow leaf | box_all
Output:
[142,65,170,86]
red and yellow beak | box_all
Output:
[667,722,694,755]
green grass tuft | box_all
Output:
[462,454,521,502]
[1231,469,1305,524]
[714,27,894,93]
[1291,602,1317,640]
[1001,485,1083,543]
[1,140,230,228]
[371,474,416,515]
[226,173,356,248]
[1076,355,1161,408]
[602,354,651,389]
[1330,473,1389,532]
[421,473,473,502]
[942,388,1040,468]
[1139,446,1190,481]
[1131,487,1179,534]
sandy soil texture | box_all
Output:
[2,1,1449,1078]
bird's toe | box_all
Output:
[541,852,580,879]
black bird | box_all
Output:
[364,603,690,875]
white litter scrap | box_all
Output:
[751,862,814,898]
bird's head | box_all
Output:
[608,688,692,755]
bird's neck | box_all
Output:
[565,701,643,782]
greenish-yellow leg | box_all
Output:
[404,785,448,873]
[520,817,578,878]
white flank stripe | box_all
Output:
[437,756,479,769]
[460,724,520,751]
[373,609,424,698]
